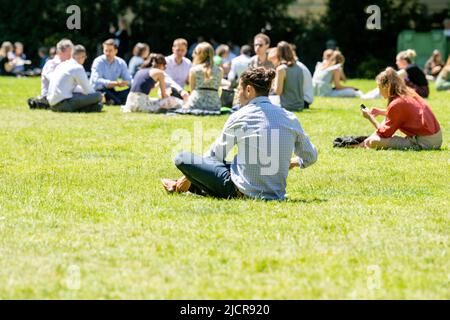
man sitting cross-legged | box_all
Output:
[162,67,318,201]
[27,39,74,109]
[47,45,102,113]
[90,38,132,105]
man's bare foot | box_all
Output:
[161,179,177,193]
[175,176,191,192]
[161,176,191,193]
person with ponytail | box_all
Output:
[361,67,442,150]
[162,67,317,200]
[396,49,429,98]
[268,41,305,111]
[178,42,223,115]
[424,49,444,80]
[121,53,183,113]
[312,50,363,98]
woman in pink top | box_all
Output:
[361,67,442,150]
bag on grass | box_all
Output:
[333,136,368,148]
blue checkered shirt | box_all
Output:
[206,96,318,200]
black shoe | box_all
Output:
[27,98,37,109]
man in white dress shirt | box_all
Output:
[228,45,252,87]
[27,39,74,109]
[48,45,102,113]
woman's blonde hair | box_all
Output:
[322,50,345,68]
[0,41,13,58]
[193,42,215,79]
[376,67,417,102]
[396,49,416,64]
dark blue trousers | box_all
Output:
[101,88,130,105]
[174,151,238,199]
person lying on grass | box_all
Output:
[162,67,318,201]
[360,67,442,150]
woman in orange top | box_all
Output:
[361,67,442,150]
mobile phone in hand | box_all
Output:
[360,104,367,110]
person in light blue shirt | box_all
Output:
[128,42,150,77]
[162,67,318,201]
[90,38,132,105]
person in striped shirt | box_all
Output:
[162,67,318,201]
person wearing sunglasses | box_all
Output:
[248,33,274,70]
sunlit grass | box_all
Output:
[0,77,448,299]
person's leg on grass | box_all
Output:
[363,133,416,150]
[116,88,130,105]
[101,89,122,105]
[51,93,103,112]
[436,74,450,91]
[170,151,237,198]
[330,88,362,98]
[78,103,103,113]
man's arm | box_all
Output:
[362,108,381,130]
[165,72,188,98]
[292,130,318,169]
[274,66,286,96]
[120,60,132,85]
[75,68,95,95]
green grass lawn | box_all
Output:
[0,77,448,299]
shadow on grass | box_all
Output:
[285,197,329,204]
[165,192,329,204]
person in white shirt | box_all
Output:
[48,45,102,113]
[27,39,74,109]
[165,38,192,94]
[228,45,252,87]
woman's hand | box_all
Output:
[361,107,372,119]
[362,108,381,130]
[180,90,189,101]
[370,108,386,117]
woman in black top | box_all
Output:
[121,54,183,113]
[396,49,429,98]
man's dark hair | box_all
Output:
[241,45,252,56]
[103,38,118,49]
[240,67,276,96]
[141,53,166,69]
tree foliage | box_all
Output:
[0,0,444,76]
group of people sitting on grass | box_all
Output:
[0,41,32,76]
[16,35,445,201]
[161,64,442,200]
[25,34,449,115]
